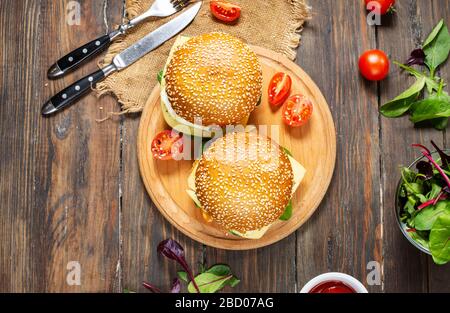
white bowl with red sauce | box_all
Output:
[300,272,368,293]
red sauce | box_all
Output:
[309,280,356,293]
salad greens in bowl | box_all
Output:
[396,141,450,265]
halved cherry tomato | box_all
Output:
[210,1,241,23]
[268,72,292,106]
[282,94,313,127]
[151,130,183,160]
[358,49,390,81]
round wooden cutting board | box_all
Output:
[137,46,336,250]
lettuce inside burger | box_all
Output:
[160,32,263,137]
[186,131,306,239]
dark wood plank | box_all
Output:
[377,0,443,292]
[121,118,205,293]
[205,238,296,293]
[421,0,450,292]
[118,0,205,295]
[5,0,450,293]
[0,0,123,292]
[295,1,382,292]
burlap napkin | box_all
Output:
[96,0,311,115]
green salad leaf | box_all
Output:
[205,264,231,276]
[398,142,450,264]
[157,70,164,84]
[380,20,450,130]
[380,77,425,117]
[424,23,450,74]
[414,200,450,231]
[177,271,189,283]
[427,182,443,200]
[410,92,450,123]
[409,231,430,250]
[279,200,293,221]
[423,20,445,48]
[179,264,240,293]
[431,117,449,130]
[282,146,293,157]
[187,272,238,293]
[429,212,450,264]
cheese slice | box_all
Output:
[229,226,271,239]
[186,152,306,239]
[288,155,306,194]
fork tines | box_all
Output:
[171,0,191,11]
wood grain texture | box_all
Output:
[378,0,450,292]
[121,102,204,292]
[1,0,450,293]
[419,0,450,292]
[0,0,123,292]
[137,46,336,250]
[295,1,382,293]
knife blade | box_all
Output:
[42,1,202,116]
[113,3,202,70]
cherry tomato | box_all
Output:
[358,49,390,81]
[268,72,292,106]
[282,94,313,127]
[365,0,396,15]
[210,1,241,23]
[151,130,183,160]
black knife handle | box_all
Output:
[42,68,106,116]
[47,34,111,79]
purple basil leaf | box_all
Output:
[170,278,181,293]
[142,281,162,293]
[416,160,433,180]
[431,140,450,169]
[157,239,185,260]
[406,48,425,66]
[157,239,201,293]
[414,145,450,191]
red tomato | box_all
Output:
[282,95,313,127]
[365,0,396,15]
[210,1,241,23]
[268,72,292,106]
[151,130,183,160]
[358,49,390,81]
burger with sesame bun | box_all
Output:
[186,131,306,239]
[160,32,263,137]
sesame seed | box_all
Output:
[165,32,263,126]
[195,132,294,232]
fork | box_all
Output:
[48,0,192,79]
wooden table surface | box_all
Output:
[1,0,450,293]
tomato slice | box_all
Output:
[151,130,183,160]
[282,95,313,127]
[210,1,241,23]
[268,72,292,106]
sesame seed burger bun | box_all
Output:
[195,132,294,232]
[165,32,263,126]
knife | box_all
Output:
[42,1,201,116]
